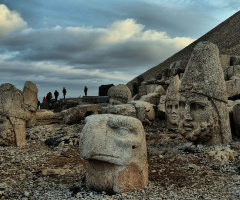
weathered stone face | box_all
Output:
[178,41,232,145]
[79,114,148,193]
[165,75,180,129]
[178,93,218,143]
[166,100,179,128]
[108,84,132,105]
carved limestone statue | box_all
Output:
[165,75,181,130]
[79,114,148,193]
[108,84,132,105]
[178,41,232,145]
[0,83,26,146]
[23,81,38,127]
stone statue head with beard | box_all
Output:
[178,41,232,145]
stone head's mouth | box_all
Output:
[171,115,178,120]
[183,123,194,131]
[90,154,120,162]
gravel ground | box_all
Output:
[1,119,240,200]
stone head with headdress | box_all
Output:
[178,41,232,145]
[165,75,181,130]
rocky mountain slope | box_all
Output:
[127,10,240,92]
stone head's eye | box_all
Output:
[191,103,204,110]
[115,127,129,138]
[179,102,185,108]
[175,105,178,109]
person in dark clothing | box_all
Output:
[84,86,88,96]
[63,87,67,99]
[54,90,59,101]
[46,92,51,103]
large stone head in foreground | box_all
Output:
[165,75,181,130]
[178,41,232,145]
[79,114,148,193]
[0,83,26,146]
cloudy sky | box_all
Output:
[0,0,239,100]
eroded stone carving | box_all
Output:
[23,81,38,127]
[79,114,148,193]
[178,41,232,145]
[0,83,26,146]
[165,75,181,130]
[108,84,132,105]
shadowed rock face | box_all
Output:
[178,41,232,145]
[79,114,148,193]
[165,75,181,130]
[0,83,26,146]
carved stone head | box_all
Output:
[108,84,132,105]
[0,83,26,146]
[178,41,232,145]
[165,75,180,130]
[79,114,148,193]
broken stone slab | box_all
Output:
[226,78,240,99]
[61,104,98,124]
[233,103,240,137]
[79,114,148,193]
[230,56,240,66]
[207,146,238,166]
[100,101,155,125]
[102,104,137,118]
[139,92,160,105]
[157,95,166,119]
[0,83,26,146]
[153,85,166,95]
[23,81,38,127]
[129,101,155,125]
[36,109,58,120]
[219,54,231,67]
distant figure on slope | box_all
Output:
[63,87,67,99]
[54,90,59,101]
[37,100,40,109]
[84,86,88,96]
[43,96,47,102]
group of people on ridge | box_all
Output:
[41,86,88,103]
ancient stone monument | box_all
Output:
[178,41,232,145]
[79,114,148,193]
[108,84,132,105]
[23,81,38,127]
[165,75,181,130]
[0,83,26,146]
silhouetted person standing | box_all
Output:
[63,87,67,99]
[84,86,88,96]
[54,90,59,101]
[46,92,51,103]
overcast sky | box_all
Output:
[0,0,239,100]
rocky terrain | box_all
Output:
[1,118,240,200]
